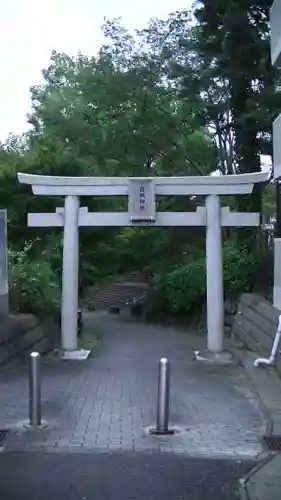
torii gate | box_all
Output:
[17,172,267,361]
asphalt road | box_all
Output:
[0,451,255,500]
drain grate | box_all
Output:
[0,430,9,445]
[262,435,281,452]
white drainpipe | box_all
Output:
[254,314,281,367]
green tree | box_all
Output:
[194,0,281,211]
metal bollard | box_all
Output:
[149,358,174,436]
[156,358,171,433]
[29,352,41,426]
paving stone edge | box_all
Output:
[235,350,276,499]
[238,454,274,500]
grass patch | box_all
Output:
[78,327,101,351]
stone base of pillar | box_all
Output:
[60,348,91,361]
[194,349,237,365]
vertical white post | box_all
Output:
[61,195,80,353]
[274,239,281,310]
[206,194,224,353]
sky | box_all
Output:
[0,0,191,142]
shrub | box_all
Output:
[80,260,99,290]
[151,257,206,314]
[9,240,60,314]
[149,240,255,316]
[223,240,254,298]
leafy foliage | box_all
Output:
[149,241,255,316]
[222,241,255,298]
[9,240,60,314]
[151,257,206,314]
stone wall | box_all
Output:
[0,314,60,365]
[232,293,281,370]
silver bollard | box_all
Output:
[29,352,41,426]
[156,357,170,433]
[149,358,174,435]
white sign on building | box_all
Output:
[270,0,281,310]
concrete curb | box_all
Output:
[235,349,279,500]
[238,454,274,500]
[236,354,274,437]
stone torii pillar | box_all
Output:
[206,194,223,354]
[61,196,80,356]
[17,172,267,362]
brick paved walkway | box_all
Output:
[0,313,265,457]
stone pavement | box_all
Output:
[0,313,266,458]
[237,351,281,499]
